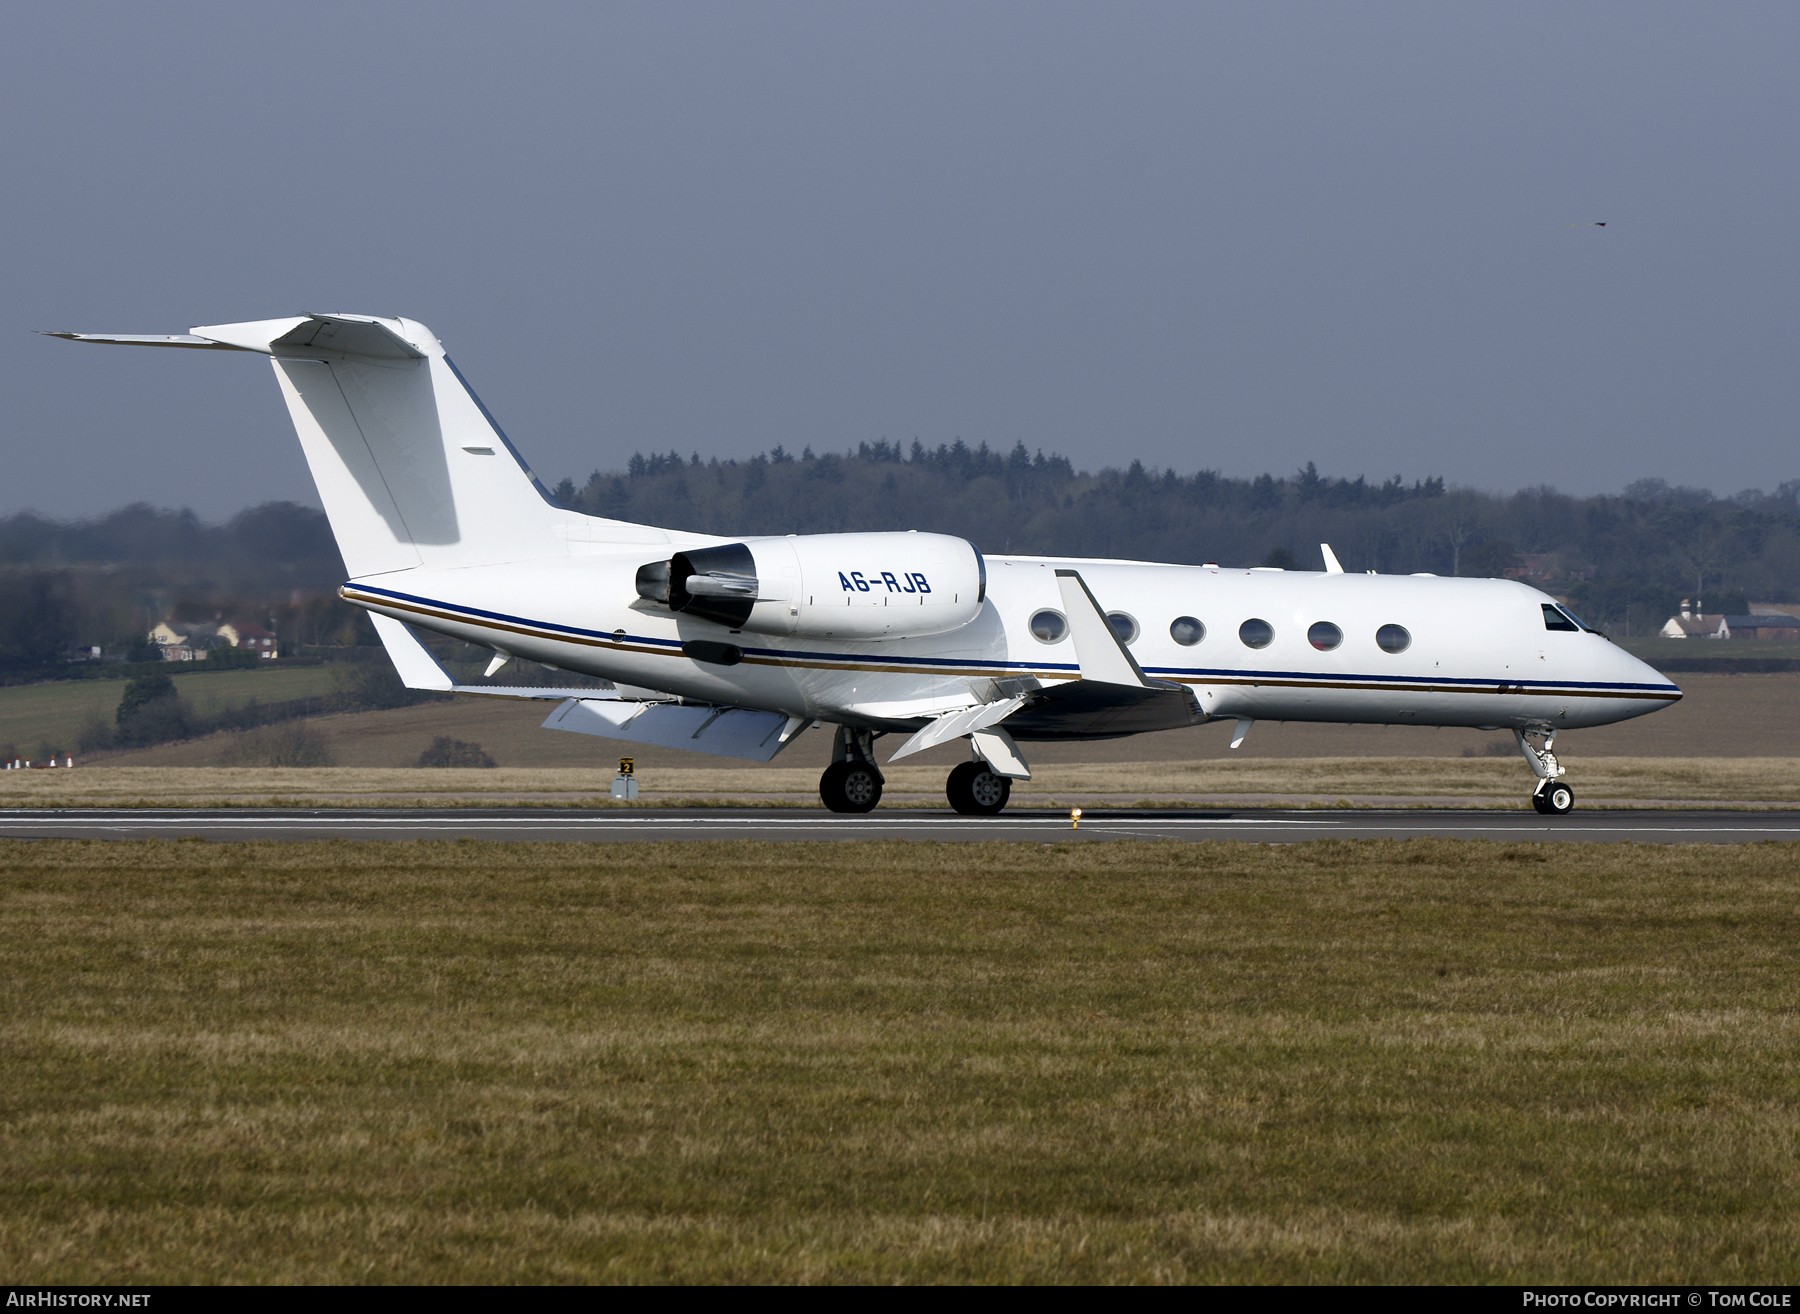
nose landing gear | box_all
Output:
[1516,727,1573,814]
[1532,778,1575,815]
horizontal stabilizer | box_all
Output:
[40,332,244,350]
[543,699,809,763]
[887,696,1028,763]
[257,314,426,359]
[43,314,429,359]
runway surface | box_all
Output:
[2,807,1798,843]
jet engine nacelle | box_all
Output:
[636,532,985,639]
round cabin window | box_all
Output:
[1307,621,1342,651]
[1376,623,1411,654]
[1106,612,1139,644]
[1170,616,1205,646]
[1030,609,1068,643]
[1239,618,1274,649]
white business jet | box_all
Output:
[51,314,1681,815]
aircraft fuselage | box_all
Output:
[343,551,1679,738]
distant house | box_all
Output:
[1660,602,1725,639]
[147,619,277,661]
[217,621,278,658]
[148,620,198,661]
[1720,614,1800,641]
[1659,599,1800,640]
[147,620,222,661]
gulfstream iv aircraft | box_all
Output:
[52,314,1682,815]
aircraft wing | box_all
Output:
[999,679,1201,740]
[542,699,809,762]
[888,569,1203,755]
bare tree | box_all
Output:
[1434,492,1485,576]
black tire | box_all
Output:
[1541,780,1574,815]
[946,760,1012,816]
[820,760,882,814]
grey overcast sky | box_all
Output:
[3,2,1796,520]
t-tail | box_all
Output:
[45,314,667,577]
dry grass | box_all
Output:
[3,837,1799,1282]
[66,672,1800,770]
[4,758,1800,811]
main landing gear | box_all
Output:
[819,726,883,814]
[818,725,1022,816]
[947,759,1011,816]
[1516,728,1574,815]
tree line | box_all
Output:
[559,443,1800,629]
[3,447,1797,675]
[0,502,364,680]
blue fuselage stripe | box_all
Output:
[344,581,1680,697]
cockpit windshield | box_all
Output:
[1542,603,1603,636]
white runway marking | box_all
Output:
[1,808,1797,843]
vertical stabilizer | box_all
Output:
[48,313,673,577]
[205,314,564,576]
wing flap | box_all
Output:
[887,696,1028,762]
[969,727,1031,779]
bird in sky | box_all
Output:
[1567,221,1607,227]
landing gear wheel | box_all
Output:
[1532,779,1575,815]
[947,760,1012,816]
[820,760,882,814]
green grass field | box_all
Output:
[1615,636,1800,665]
[3,837,1797,1283]
[0,667,343,758]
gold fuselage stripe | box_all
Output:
[342,586,1682,703]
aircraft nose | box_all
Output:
[1629,649,1681,700]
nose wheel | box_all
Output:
[1516,728,1574,815]
[1532,779,1574,815]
